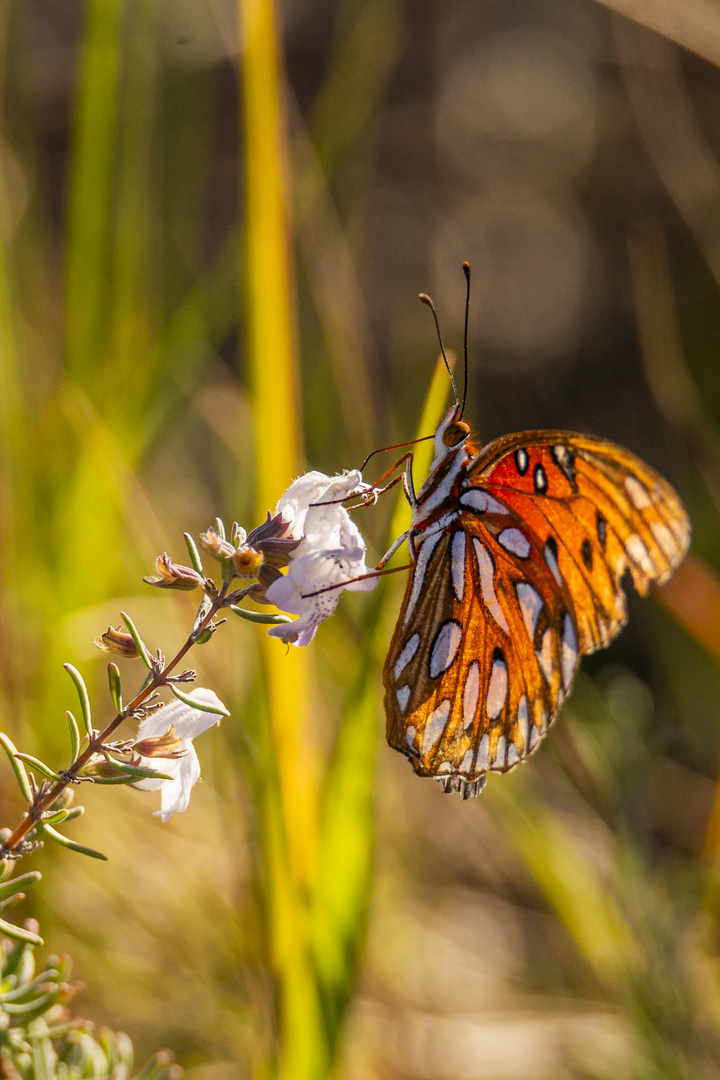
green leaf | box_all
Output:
[40,824,107,861]
[102,753,172,781]
[230,604,293,625]
[0,917,43,945]
[107,662,123,711]
[214,516,226,540]
[13,754,62,783]
[1,969,59,1003]
[65,711,80,763]
[184,531,205,577]
[0,872,41,901]
[169,684,230,715]
[41,809,69,826]
[82,774,135,785]
[4,988,63,1016]
[63,665,92,736]
[120,611,153,670]
[0,733,33,800]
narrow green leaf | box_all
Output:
[102,753,172,781]
[28,1020,87,1042]
[14,754,62,783]
[120,611,153,670]
[65,711,80,763]
[0,872,41,900]
[0,917,43,945]
[4,989,62,1016]
[107,662,123,712]
[184,532,205,576]
[230,604,292,625]
[82,774,135,785]
[64,806,85,821]
[214,516,226,540]
[63,665,92,736]
[169,684,230,715]
[0,733,33,800]
[41,809,69,826]
[40,825,107,861]
[1,969,59,1003]
[30,1023,55,1080]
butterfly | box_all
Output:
[381,273,690,799]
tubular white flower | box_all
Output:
[266,470,377,646]
[133,688,226,821]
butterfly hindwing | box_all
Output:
[384,497,579,798]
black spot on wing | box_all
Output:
[581,537,593,570]
[597,510,607,548]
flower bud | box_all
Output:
[198,528,238,561]
[95,625,140,658]
[133,726,186,759]
[144,553,204,591]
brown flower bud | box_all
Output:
[198,529,237,561]
[231,545,264,578]
[95,625,140,658]
[133,725,186,759]
[144,553,204,591]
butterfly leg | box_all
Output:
[349,452,417,511]
[377,529,411,569]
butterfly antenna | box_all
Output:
[418,292,459,407]
[461,261,470,419]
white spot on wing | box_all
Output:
[463,661,480,729]
[451,531,466,601]
[517,696,530,751]
[529,725,540,749]
[561,614,577,691]
[650,520,676,558]
[544,543,563,586]
[537,628,554,685]
[625,532,654,574]
[404,530,442,626]
[486,656,508,719]
[421,700,451,756]
[393,633,420,681]
[476,733,490,770]
[430,621,462,679]
[396,685,411,713]
[460,748,474,773]
[473,539,509,633]
[498,527,531,558]
[517,582,543,640]
[507,743,520,766]
[405,725,416,749]
[492,734,507,770]
[625,475,652,509]
[460,489,508,514]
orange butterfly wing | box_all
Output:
[383,430,690,798]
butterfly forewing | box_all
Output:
[383,421,690,798]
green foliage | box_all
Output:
[0,924,181,1080]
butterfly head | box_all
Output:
[428,405,472,470]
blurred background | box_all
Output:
[2,0,720,1077]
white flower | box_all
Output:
[266,470,377,646]
[132,688,227,821]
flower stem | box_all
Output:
[1,584,229,859]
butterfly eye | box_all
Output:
[442,421,470,447]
